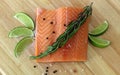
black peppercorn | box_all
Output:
[53,70,57,73]
[46,37,49,39]
[64,24,66,26]
[50,21,53,24]
[33,65,37,68]
[43,18,46,20]
[52,31,55,34]
[44,73,47,75]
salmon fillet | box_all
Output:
[35,7,89,62]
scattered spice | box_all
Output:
[43,18,46,20]
[44,67,49,75]
[46,37,49,39]
[46,70,48,72]
[53,70,57,73]
[50,21,53,24]
[46,67,49,69]
[52,31,55,34]
[64,24,66,26]
[44,73,47,75]
[33,65,37,68]
[73,69,77,73]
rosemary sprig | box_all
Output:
[30,3,93,59]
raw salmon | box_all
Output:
[35,7,89,62]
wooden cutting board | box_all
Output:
[0,0,120,75]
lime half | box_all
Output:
[14,12,34,30]
[14,37,34,57]
[89,20,109,36]
[8,27,34,38]
[88,35,110,48]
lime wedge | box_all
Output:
[89,20,109,36]
[14,37,34,57]
[14,12,34,30]
[88,35,110,48]
[8,27,34,38]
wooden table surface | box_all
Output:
[0,0,120,75]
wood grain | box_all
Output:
[0,0,120,75]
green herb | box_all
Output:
[30,3,93,59]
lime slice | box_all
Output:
[8,27,34,38]
[14,37,34,57]
[88,35,110,48]
[14,12,34,30]
[89,20,109,36]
